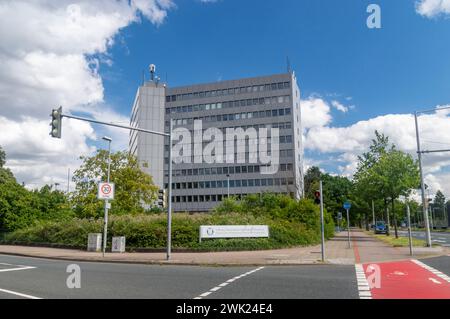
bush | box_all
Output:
[5,194,336,251]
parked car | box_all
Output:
[375,221,388,234]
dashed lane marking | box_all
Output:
[0,288,41,299]
[194,267,265,299]
[354,264,372,299]
[411,259,450,283]
[0,263,36,273]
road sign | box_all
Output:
[98,182,115,200]
[343,202,351,210]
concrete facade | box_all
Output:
[130,72,304,212]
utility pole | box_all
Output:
[49,108,174,259]
[167,120,173,261]
[319,180,325,262]
[372,200,375,232]
[67,168,70,193]
[102,136,112,258]
[406,203,413,256]
[414,111,432,247]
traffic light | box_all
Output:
[158,189,167,209]
[50,106,62,138]
[314,191,321,205]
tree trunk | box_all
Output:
[365,213,369,231]
[384,198,390,236]
[392,198,398,238]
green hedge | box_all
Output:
[5,197,335,251]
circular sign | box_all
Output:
[101,184,112,195]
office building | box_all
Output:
[130,71,304,212]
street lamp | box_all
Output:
[226,174,230,198]
[102,136,112,257]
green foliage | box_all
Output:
[6,212,324,250]
[0,146,72,232]
[6,195,335,250]
[71,150,159,218]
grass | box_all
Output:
[373,234,427,247]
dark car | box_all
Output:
[375,221,388,234]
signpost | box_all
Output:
[343,201,351,248]
[98,182,115,200]
[337,212,342,232]
[319,181,325,262]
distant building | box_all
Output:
[130,71,304,212]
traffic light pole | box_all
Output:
[319,180,325,262]
[50,109,174,260]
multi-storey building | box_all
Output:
[130,71,304,212]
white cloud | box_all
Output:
[331,100,349,113]
[300,97,333,129]
[416,0,450,18]
[302,98,450,198]
[0,0,174,188]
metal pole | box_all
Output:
[227,174,230,197]
[67,168,70,193]
[319,180,325,262]
[372,200,375,233]
[103,139,111,257]
[346,208,351,248]
[167,120,173,261]
[406,203,413,256]
[414,112,432,247]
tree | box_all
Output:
[304,166,322,199]
[370,149,420,238]
[0,146,5,168]
[71,150,159,218]
[354,131,394,233]
[433,190,446,208]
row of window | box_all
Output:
[165,163,294,177]
[163,149,295,164]
[166,177,295,191]
[166,95,291,114]
[171,192,296,204]
[166,136,293,150]
[170,108,292,127]
[166,122,293,133]
[166,82,291,103]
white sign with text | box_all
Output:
[199,225,269,241]
[97,182,115,200]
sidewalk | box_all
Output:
[0,230,447,266]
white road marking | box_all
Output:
[0,262,36,273]
[0,288,41,299]
[429,278,442,284]
[411,259,450,283]
[355,264,372,300]
[194,267,265,299]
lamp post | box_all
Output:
[226,174,230,198]
[102,136,112,257]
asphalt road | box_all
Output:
[397,230,450,246]
[0,254,358,299]
[0,254,449,299]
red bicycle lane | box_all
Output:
[362,260,450,299]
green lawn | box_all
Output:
[373,234,427,247]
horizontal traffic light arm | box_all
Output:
[60,113,170,137]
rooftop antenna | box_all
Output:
[142,69,145,85]
[286,56,292,74]
[149,64,156,81]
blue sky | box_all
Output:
[0,0,449,196]
[103,0,450,126]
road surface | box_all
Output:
[398,230,450,247]
[0,254,449,299]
